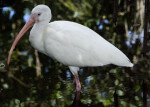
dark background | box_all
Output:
[0,0,150,106]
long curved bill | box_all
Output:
[7,17,35,65]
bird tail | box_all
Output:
[123,61,134,67]
[113,54,134,67]
[109,46,134,67]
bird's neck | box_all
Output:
[34,20,49,28]
[31,21,48,37]
[29,21,49,54]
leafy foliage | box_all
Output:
[0,0,150,106]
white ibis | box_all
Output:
[8,5,133,92]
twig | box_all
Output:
[8,72,32,88]
[113,0,118,26]
[143,0,149,56]
[34,50,42,77]
[142,80,147,107]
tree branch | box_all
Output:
[143,0,149,56]
[34,50,42,77]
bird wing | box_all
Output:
[43,21,133,67]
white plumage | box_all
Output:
[8,5,133,92]
[30,21,133,68]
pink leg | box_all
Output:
[74,74,81,92]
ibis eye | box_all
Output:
[38,13,41,16]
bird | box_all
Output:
[8,4,133,92]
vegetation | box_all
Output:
[0,0,150,106]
